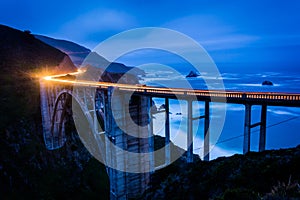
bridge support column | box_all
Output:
[204,101,210,161]
[243,104,268,154]
[105,87,153,199]
[105,88,127,200]
[259,105,267,152]
[187,100,193,163]
[149,98,154,171]
[243,104,251,154]
[165,98,171,165]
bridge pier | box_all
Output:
[203,101,210,161]
[243,104,268,154]
[243,104,252,154]
[165,98,171,165]
[187,100,193,163]
[105,87,153,199]
[186,100,210,162]
[259,105,267,152]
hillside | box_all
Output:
[0,25,109,199]
[0,26,76,73]
[146,146,300,199]
[35,34,91,66]
[0,24,76,128]
[35,34,145,76]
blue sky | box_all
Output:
[1,0,300,71]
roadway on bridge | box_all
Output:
[43,71,300,107]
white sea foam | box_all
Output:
[267,109,299,116]
[147,71,300,160]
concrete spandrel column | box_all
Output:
[259,105,267,152]
[204,101,210,161]
[165,98,171,165]
[187,99,193,163]
[243,104,251,154]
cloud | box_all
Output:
[163,15,259,51]
[56,9,137,43]
[253,34,300,47]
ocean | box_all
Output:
[139,64,300,160]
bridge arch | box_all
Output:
[50,89,72,148]
[46,88,110,198]
[50,88,107,164]
[41,83,155,199]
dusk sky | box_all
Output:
[1,0,300,71]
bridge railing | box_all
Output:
[42,74,300,163]
[44,74,300,104]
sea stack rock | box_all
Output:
[262,80,273,86]
[186,70,199,78]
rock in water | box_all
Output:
[186,70,199,78]
[262,80,273,86]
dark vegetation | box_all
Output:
[145,146,300,199]
[0,24,75,129]
[153,135,200,168]
[0,25,109,199]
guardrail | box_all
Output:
[43,73,300,105]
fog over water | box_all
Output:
[139,64,300,159]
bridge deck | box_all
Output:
[44,73,300,107]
